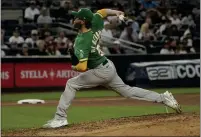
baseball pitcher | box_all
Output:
[43,8,182,128]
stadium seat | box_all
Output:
[1,1,12,7]
[151,41,164,47]
[5,24,21,32]
[4,20,19,25]
[50,8,60,19]
[22,30,31,37]
[22,24,37,31]
[16,0,26,7]
[180,25,189,30]
[1,20,5,28]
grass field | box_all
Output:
[2,88,200,102]
[1,88,200,132]
[2,105,199,131]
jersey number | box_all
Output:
[91,31,103,55]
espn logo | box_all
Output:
[146,65,200,81]
[146,66,176,80]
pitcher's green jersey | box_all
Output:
[74,13,107,69]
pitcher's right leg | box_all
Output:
[43,64,114,128]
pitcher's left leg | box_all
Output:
[108,73,164,102]
[106,61,181,113]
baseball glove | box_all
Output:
[68,47,79,66]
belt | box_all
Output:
[102,59,108,66]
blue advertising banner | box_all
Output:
[126,60,200,88]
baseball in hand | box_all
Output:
[118,14,125,21]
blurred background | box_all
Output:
[1,0,200,90]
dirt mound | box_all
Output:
[2,113,199,136]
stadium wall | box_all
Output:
[1,54,200,91]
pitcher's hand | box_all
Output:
[116,11,126,22]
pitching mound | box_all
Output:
[2,113,199,136]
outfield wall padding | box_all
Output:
[1,54,199,90]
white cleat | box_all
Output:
[43,119,68,128]
[163,91,182,114]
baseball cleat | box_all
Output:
[43,119,68,128]
[163,91,182,114]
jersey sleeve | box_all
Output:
[91,13,104,32]
[74,37,92,62]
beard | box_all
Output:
[73,23,82,30]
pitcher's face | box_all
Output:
[73,18,84,29]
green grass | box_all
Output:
[2,88,200,102]
[1,105,200,131]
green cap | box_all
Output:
[71,8,93,22]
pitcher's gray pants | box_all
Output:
[55,59,165,119]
